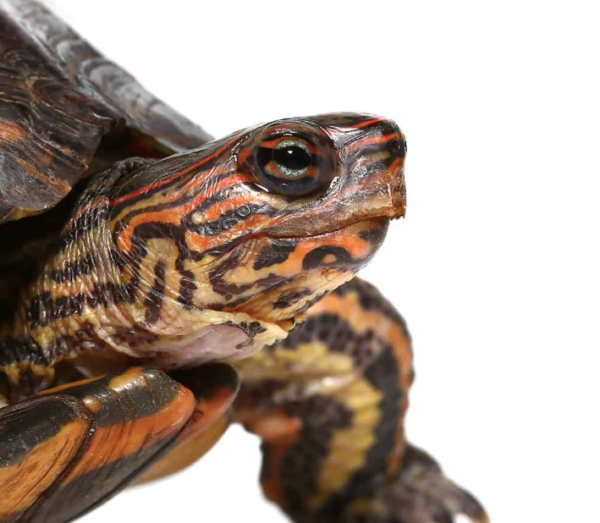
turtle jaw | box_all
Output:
[205,216,391,328]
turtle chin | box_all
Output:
[216,216,390,328]
[133,215,388,367]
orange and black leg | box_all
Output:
[0,364,238,523]
[235,278,488,523]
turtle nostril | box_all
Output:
[388,137,407,157]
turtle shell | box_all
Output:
[0,0,212,223]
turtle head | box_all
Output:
[108,113,406,352]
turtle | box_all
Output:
[0,1,488,523]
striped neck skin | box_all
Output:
[3,113,406,382]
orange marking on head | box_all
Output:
[260,138,285,149]
[388,156,405,172]
[114,174,250,253]
[345,131,398,152]
[178,161,233,196]
[207,173,250,194]
[184,232,211,252]
[237,145,253,165]
[352,117,387,129]
[335,231,371,256]
[116,209,182,252]
[270,228,370,277]
[109,136,240,207]
[179,173,249,216]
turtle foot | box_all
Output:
[341,445,488,523]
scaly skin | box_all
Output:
[235,278,488,523]
[0,114,406,398]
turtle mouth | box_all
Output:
[266,215,392,242]
[262,194,404,242]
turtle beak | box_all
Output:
[264,136,406,238]
[389,157,407,219]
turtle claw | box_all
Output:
[343,446,488,523]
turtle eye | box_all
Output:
[272,140,312,178]
[255,136,329,196]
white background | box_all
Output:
[38,1,600,522]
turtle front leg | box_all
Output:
[235,278,488,523]
[0,367,196,523]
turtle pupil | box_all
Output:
[273,146,312,173]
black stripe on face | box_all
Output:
[144,261,166,324]
[186,202,276,237]
[209,252,253,298]
[302,246,354,270]
[177,270,197,309]
[358,225,388,249]
[223,320,267,339]
[344,137,405,174]
[253,239,298,270]
[122,222,189,262]
[111,170,242,234]
[108,148,228,216]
